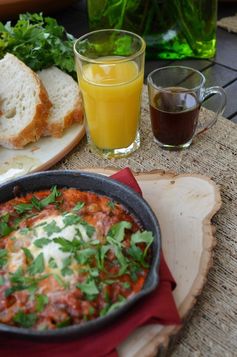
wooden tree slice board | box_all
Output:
[81,168,221,356]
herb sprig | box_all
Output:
[0,13,76,78]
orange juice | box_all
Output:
[79,57,143,150]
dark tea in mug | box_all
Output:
[149,87,200,148]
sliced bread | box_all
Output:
[37,66,83,137]
[0,53,52,149]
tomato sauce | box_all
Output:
[0,186,153,330]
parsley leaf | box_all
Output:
[56,317,72,328]
[48,257,58,269]
[0,249,7,267]
[0,275,4,285]
[43,221,61,236]
[63,213,81,226]
[33,238,51,248]
[107,221,132,243]
[131,231,154,256]
[14,203,33,214]
[72,202,85,211]
[28,252,45,275]
[35,294,48,312]
[107,201,115,209]
[39,186,61,207]
[77,278,99,296]
[13,311,37,328]
[61,256,73,277]
[0,13,76,78]
[0,213,13,237]
[22,247,33,264]
[53,237,81,253]
[76,248,96,265]
[53,273,66,288]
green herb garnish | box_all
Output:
[72,202,85,211]
[77,278,99,296]
[33,237,51,248]
[43,221,61,236]
[0,13,76,78]
[35,294,49,312]
[48,257,58,269]
[13,311,37,328]
[0,249,7,268]
[28,252,45,275]
[0,213,13,237]
[22,247,33,264]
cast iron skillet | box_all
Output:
[0,170,161,340]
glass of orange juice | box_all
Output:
[74,29,146,158]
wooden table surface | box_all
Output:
[54,0,237,124]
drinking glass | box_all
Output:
[147,66,227,150]
[74,29,146,158]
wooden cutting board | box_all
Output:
[82,168,221,356]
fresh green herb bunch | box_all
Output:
[0,12,76,78]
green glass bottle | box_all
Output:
[87,0,217,59]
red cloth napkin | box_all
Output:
[0,168,181,357]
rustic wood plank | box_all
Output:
[201,64,237,88]
[215,28,237,70]
[222,80,237,118]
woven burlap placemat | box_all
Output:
[217,14,237,32]
[55,89,237,356]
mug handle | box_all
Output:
[195,86,227,136]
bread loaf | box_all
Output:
[37,66,83,137]
[0,53,52,149]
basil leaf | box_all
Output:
[13,311,37,328]
[33,238,51,248]
[28,252,45,275]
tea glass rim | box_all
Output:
[147,65,206,93]
[73,28,146,64]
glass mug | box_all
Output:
[74,29,146,159]
[147,66,227,150]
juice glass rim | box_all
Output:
[147,65,206,93]
[74,28,146,64]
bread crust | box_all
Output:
[44,97,84,138]
[0,54,52,149]
[5,80,52,149]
